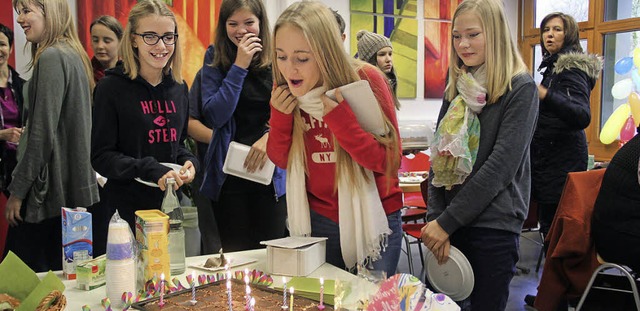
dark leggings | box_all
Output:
[5,216,62,272]
[213,175,287,252]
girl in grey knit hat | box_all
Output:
[356,30,398,96]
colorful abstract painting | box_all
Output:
[350,0,419,98]
[351,0,417,17]
[423,0,463,98]
[350,0,464,99]
[76,0,222,87]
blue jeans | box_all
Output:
[310,208,402,277]
[447,227,520,311]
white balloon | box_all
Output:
[612,79,634,100]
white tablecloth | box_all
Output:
[42,249,356,310]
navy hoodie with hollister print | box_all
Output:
[91,63,198,227]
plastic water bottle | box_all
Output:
[161,177,186,275]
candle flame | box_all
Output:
[290,287,294,294]
[320,277,324,285]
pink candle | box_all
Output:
[245,285,252,310]
[318,278,325,310]
[159,273,165,307]
[227,279,233,311]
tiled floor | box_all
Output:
[396,230,544,311]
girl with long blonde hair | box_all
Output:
[267,0,402,275]
[5,0,99,271]
[421,0,538,308]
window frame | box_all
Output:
[520,0,640,160]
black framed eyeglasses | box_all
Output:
[133,32,178,45]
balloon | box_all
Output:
[630,92,640,126]
[632,70,640,92]
[612,79,633,99]
[615,57,634,75]
[634,47,640,69]
[600,103,631,144]
[620,116,637,143]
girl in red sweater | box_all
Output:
[266,0,403,276]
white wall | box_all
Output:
[13,0,518,123]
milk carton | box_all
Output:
[62,207,93,280]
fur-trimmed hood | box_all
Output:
[553,52,603,80]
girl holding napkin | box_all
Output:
[267,0,402,276]
[420,0,538,309]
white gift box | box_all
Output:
[261,237,327,276]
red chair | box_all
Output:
[399,152,430,209]
[399,152,430,275]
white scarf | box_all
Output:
[289,86,391,269]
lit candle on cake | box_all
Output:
[159,273,165,307]
[318,278,325,310]
[245,285,252,310]
[249,297,256,311]
[282,277,288,310]
[290,287,294,311]
[190,271,197,305]
[227,279,233,311]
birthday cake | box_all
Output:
[133,278,334,311]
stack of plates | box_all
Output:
[424,245,474,301]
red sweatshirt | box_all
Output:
[267,66,403,223]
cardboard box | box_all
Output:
[261,237,327,276]
[62,207,93,280]
[135,210,170,288]
[76,255,106,290]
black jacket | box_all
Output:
[0,65,25,193]
[531,50,602,204]
[91,64,198,226]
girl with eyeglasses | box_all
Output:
[91,0,197,231]
[5,0,99,271]
[197,0,287,252]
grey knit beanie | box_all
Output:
[356,30,392,62]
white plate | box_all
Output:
[189,256,257,272]
[424,245,474,301]
[398,176,426,184]
[325,80,387,136]
[134,162,185,187]
[222,141,275,185]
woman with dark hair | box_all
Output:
[526,12,602,309]
[90,15,123,83]
[199,0,286,252]
[0,23,25,259]
[531,12,602,241]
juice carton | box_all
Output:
[62,207,93,280]
[135,210,169,288]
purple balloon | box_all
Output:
[615,57,634,75]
